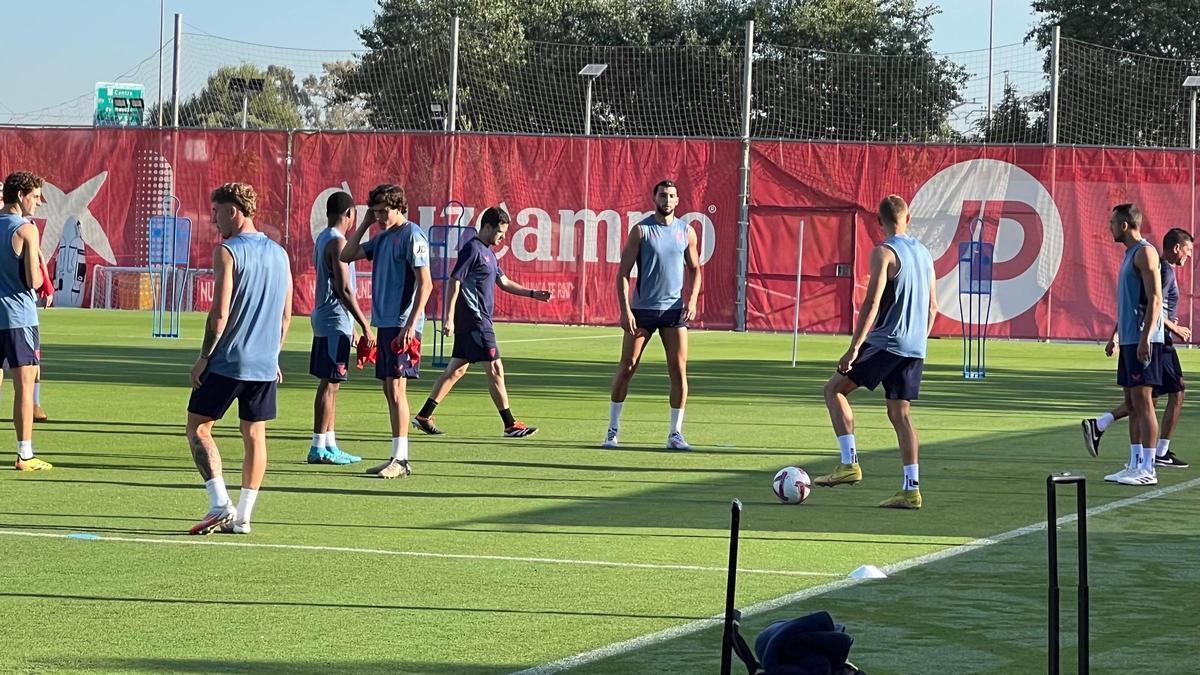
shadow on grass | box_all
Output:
[28,658,514,674]
[0,591,704,621]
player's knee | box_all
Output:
[886,404,911,425]
[452,364,470,379]
[617,358,639,378]
[488,361,504,379]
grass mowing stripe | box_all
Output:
[0,529,839,578]
[512,475,1200,675]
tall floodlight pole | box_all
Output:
[1183,76,1200,336]
[576,64,608,324]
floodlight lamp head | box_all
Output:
[1183,75,1200,88]
[578,64,608,78]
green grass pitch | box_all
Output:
[1,310,1197,673]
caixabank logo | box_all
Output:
[908,159,1064,324]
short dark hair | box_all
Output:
[1112,203,1142,229]
[368,183,407,214]
[3,171,44,205]
[1163,227,1194,251]
[652,180,677,196]
[210,182,257,218]
[326,191,355,220]
[878,195,909,226]
[480,206,510,229]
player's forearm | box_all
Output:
[406,279,433,329]
[616,277,632,313]
[340,226,369,262]
[1141,295,1163,342]
[849,302,879,351]
[199,316,225,359]
[687,267,701,304]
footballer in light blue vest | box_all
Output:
[1,171,51,472]
[816,195,936,511]
[339,183,432,480]
[1102,203,1166,486]
[307,191,373,467]
[1081,226,1193,470]
[185,183,293,536]
[606,179,702,452]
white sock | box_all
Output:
[1156,438,1170,458]
[390,436,408,461]
[326,429,337,448]
[669,408,684,434]
[1128,444,1142,470]
[204,477,231,509]
[236,488,259,524]
[311,433,326,449]
[1096,413,1115,432]
[837,434,857,464]
[1140,445,1156,472]
[33,382,40,405]
[903,464,919,491]
[609,402,623,430]
[16,440,33,461]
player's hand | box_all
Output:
[1104,339,1116,357]
[43,293,53,308]
[364,327,376,349]
[400,323,418,348]
[190,357,208,389]
[683,299,698,322]
[1137,339,1151,365]
[620,310,638,336]
[1176,326,1192,342]
[531,289,552,302]
[276,367,284,384]
[360,208,376,228]
[837,347,858,375]
[442,319,455,337]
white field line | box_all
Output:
[512,476,1200,675]
[0,529,837,578]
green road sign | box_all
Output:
[95,82,146,127]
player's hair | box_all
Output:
[368,183,407,214]
[2,171,44,204]
[878,194,909,226]
[1112,203,1142,229]
[210,182,258,218]
[480,206,510,229]
[1163,227,1194,251]
[326,190,355,221]
[652,179,677,196]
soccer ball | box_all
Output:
[772,466,812,504]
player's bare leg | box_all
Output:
[879,398,922,509]
[660,327,690,449]
[815,374,862,487]
[221,420,268,534]
[413,358,470,435]
[186,413,234,534]
[604,330,650,447]
[369,377,412,478]
[1114,386,1158,486]
[12,365,49,471]
[1155,391,1188,468]
[487,358,535,438]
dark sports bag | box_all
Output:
[727,609,866,675]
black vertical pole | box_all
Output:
[1047,476,1060,675]
[1077,481,1089,674]
[721,499,743,675]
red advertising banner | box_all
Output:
[749,142,1197,340]
[289,132,742,328]
[2,126,1193,342]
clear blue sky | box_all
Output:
[1,0,1038,125]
